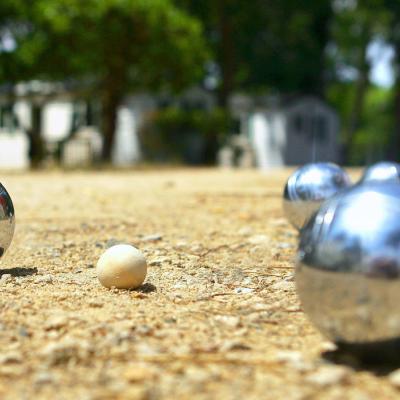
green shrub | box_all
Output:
[139,107,231,164]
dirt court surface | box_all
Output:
[1,168,400,400]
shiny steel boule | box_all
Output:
[296,182,400,345]
[283,163,351,230]
[360,161,400,183]
[0,183,14,258]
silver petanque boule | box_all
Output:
[283,162,351,230]
[296,182,400,346]
[359,161,400,184]
[0,182,14,259]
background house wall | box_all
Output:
[247,97,341,169]
[283,98,340,165]
[0,130,29,169]
[112,94,156,166]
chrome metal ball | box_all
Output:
[0,183,14,258]
[296,182,400,345]
[283,163,351,230]
[360,161,400,183]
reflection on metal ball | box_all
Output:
[0,183,14,258]
[296,182,400,345]
[283,163,351,230]
[360,161,400,183]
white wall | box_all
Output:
[0,131,29,169]
[249,112,285,169]
[13,101,31,130]
[112,106,141,165]
[14,100,73,143]
[42,101,73,142]
[112,95,156,166]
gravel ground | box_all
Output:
[1,168,400,400]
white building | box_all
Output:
[246,96,341,169]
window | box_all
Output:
[291,111,329,143]
[292,114,303,134]
[313,115,328,143]
[0,105,18,130]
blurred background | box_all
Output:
[0,0,397,170]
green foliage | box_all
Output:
[326,82,354,126]
[179,0,333,96]
[331,0,390,68]
[7,0,208,90]
[351,87,394,163]
[139,107,231,164]
[328,83,394,164]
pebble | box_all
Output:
[190,244,203,253]
[275,350,304,364]
[142,233,163,242]
[270,218,287,226]
[123,366,156,383]
[18,327,30,337]
[0,352,22,364]
[45,316,69,331]
[219,340,251,352]
[306,366,351,387]
[274,351,312,372]
[149,256,170,266]
[175,241,189,249]
[234,287,254,294]
[33,372,55,385]
[214,315,241,328]
[238,226,254,236]
[247,235,269,245]
[35,275,53,284]
[271,280,294,291]
[1,274,12,283]
[88,300,104,308]
[40,339,91,366]
[319,341,337,352]
[276,242,294,249]
[388,369,400,388]
[106,238,121,248]
[184,366,211,383]
[135,343,160,356]
[173,282,187,289]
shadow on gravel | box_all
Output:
[0,267,38,278]
[136,282,157,293]
[322,340,400,376]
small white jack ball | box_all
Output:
[96,244,147,289]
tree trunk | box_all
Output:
[216,0,235,108]
[385,10,400,161]
[388,52,400,162]
[347,70,368,149]
[101,90,122,162]
[28,104,45,168]
[345,44,370,164]
[311,3,333,96]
